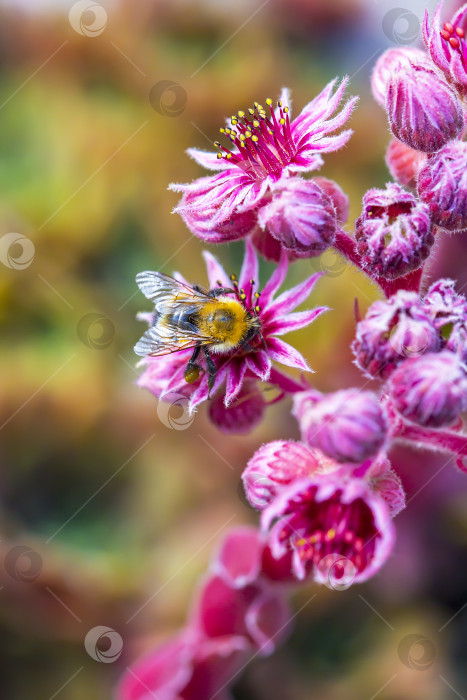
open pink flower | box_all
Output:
[136,241,327,424]
[262,474,395,584]
[170,79,357,252]
[423,1,467,97]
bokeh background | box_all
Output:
[1,0,467,697]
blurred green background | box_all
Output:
[1,0,467,698]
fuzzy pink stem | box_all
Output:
[333,230,423,298]
[388,401,467,473]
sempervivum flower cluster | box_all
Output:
[136,241,327,433]
[370,2,467,243]
[353,282,467,430]
[171,80,357,261]
[117,527,294,700]
[242,441,401,585]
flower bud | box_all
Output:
[208,380,265,434]
[355,183,434,279]
[386,62,464,153]
[312,176,349,224]
[417,141,467,231]
[352,290,441,379]
[258,178,337,259]
[388,350,467,428]
[422,279,467,362]
[385,138,425,189]
[371,48,429,108]
[293,389,388,464]
[242,440,334,510]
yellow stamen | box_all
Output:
[251,135,258,142]
[266,98,272,105]
[238,110,245,118]
[279,118,285,125]
[326,528,336,539]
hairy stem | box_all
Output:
[333,230,423,298]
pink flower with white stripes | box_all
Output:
[136,241,327,428]
[170,79,357,251]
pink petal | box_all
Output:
[245,351,272,381]
[269,366,309,393]
[186,147,232,171]
[116,633,193,700]
[266,337,311,371]
[244,590,292,657]
[203,251,231,289]
[267,307,329,335]
[259,251,288,305]
[265,272,323,317]
[211,526,263,588]
[238,238,259,299]
[224,361,247,406]
[189,365,227,413]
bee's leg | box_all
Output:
[240,326,261,353]
[184,344,203,385]
[203,347,217,396]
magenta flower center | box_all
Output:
[215,99,296,181]
[440,21,467,69]
[366,201,414,224]
[281,488,381,576]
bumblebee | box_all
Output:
[134,271,262,391]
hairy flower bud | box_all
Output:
[352,290,441,379]
[293,389,388,464]
[386,62,464,153]
[371,47,429,108]
[385,138,425,189]
[242,440,334,510]
[312,176,349,224]
[388,350,467,428]
[257,178,337,259]
[355,183,434,279]
[417,141,467,231]
[423,279,467,361]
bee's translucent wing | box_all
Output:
[134,314,215,358]
[136,271,209,313]
[134,325,201,357]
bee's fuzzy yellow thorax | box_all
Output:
[198,296,258,353]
